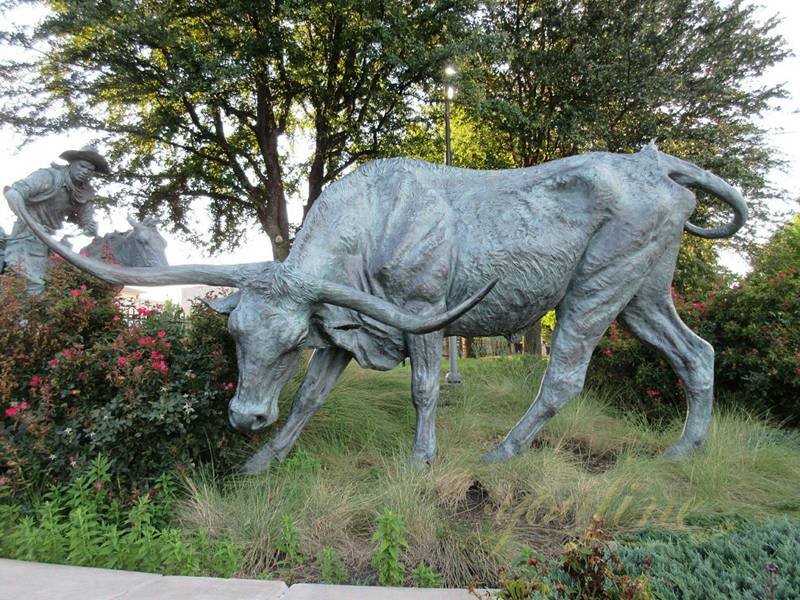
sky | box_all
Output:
[1,1,799,301]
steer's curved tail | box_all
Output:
[648,146,748,239]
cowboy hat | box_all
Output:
[59,145,110,175]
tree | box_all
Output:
[0,0,475,258]
[461,0,788,244]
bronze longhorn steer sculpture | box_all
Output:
[8,144,747,473]
[79,216,168,268]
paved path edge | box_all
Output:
[0,559,489,599]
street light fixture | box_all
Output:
[443,66,461,385]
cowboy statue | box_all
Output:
[2,145,110,292]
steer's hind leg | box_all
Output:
[406,330,445,468]
[620,290,715,459]
[242,348,351,474]
[482,223,663,462]
[481,311,619,462]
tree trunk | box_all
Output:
[255,182,291,262]
[522,320,542,356]
[461,336,475,358]
[305,146,326,221]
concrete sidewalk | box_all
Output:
[0,559,484,599]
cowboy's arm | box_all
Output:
[72,201,98,236]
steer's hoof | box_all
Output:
[408,452,435,470]
[240,446,277,475]
[661,439,703,461]
[480,442,516,463]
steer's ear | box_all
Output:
[201,290,242,315]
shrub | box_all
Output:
[617,519,800,599]
[0,261,241,491]
[475,517,655,599]
[0,455,240,576]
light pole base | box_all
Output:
[445,371,462,384]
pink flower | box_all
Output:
[603,348,613,357]
[112,314,121,322]
[62,349,75,359]
[80,251,89,257]
[0,476,9,486]
[138,336,155,346]
[118,357,128,366]
[30,375,42,387]
[676,378,684,387]
[48,358,59,369]
[150,351,164,360]
[224,382,235,391]
[136,307,154,317]
[70,288,81,297]
[4,401,29,417]
[645,389,660,397]
[157,330,166,338]
[151,360,169,374]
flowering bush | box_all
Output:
[589,219,800,423]
[1,257,241,491]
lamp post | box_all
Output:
[443,66,461,384]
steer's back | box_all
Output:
[294,152,692,340]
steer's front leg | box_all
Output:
[406,330,445,468]
[241,348,351,474]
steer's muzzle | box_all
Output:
[228,407,274,432]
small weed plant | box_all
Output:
[276,513,304,569]
[372,509,409,586]
[413,562,443,587]
[318,547,347,584]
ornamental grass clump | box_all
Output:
[0,260,241,491]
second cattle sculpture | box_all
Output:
[8,144,747,473]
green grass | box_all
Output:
[177,355,800,586]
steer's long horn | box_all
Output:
[7,194,249,287]
[316,278,498,334]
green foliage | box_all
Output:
[0,264,241,491]
[0,0,476,254]
[589,216,800,423]
[179,357,800,586]
[276,514,304,569]
[412,562,443,588]
[460,0,788,241]
[0,456,240,576]
[372,509,409,586]
[317,547,347,584]
[617,519,800,600]
[482,518,655,600]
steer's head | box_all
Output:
[8,193,497,438]
[204,278,313,432]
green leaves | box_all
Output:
[372,509,409,586]
[1,0,476,255]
